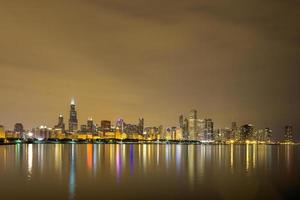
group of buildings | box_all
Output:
[0,99,296,144]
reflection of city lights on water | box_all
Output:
[246,144,249,172]
[116,145,121,183]
[69,144,76,200]
[87,144,92,171]
[230,144,234,170]
[176,145,181,172]
[156,144,159,166]
[93,144,97,175]
[27,144,33,181]
[188,145,194,190]
[129,145,134,175]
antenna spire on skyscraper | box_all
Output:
[71,97,75,105]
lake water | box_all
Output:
[0,144,299,200]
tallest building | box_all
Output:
[69,98,78,133]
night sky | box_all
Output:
[0,0,299,140]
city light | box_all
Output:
[0,100,295,145]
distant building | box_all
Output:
[240,124,254,141]
[175,127,183,140]
[179,114,189,139]
[101,120,111,132]
[257,128,272,142]
[120,118,145,135]
[188,109,198,140]
[144,126,160,140]
[87,118,95,133]
[0,125,5,139]
[214,128,230,142]
[68,98,78,132]
[116,118,124,132]
[138,118,144,134]
[181,109,214,141]
[54,114,65,131]
[14,123,24,133]
[14,123,24,138]
[284,125,293,143]
[179,115,184,129]
[203,119,214,141]
[33,126,51,140]
[80,125,87,133]
[231,122,238,140]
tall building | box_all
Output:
[188,109,198,140]
[55,114,65,131]
[284,125,293,143]
[179,115,184,128]
[198,119,205,140]
[14,123,24,133]
[264,128,272,142]
[0,125,5,139]
[257,128,272,142]
[240,124,254,141]
[231,122,238,140]
[179,114,188,139]
[68,98,78,133]
[138,118,144,134]
[101,120,111,132]
[116,118,124,132]
[80,125,87,133]
[204,119,214,141]
[87,118,94,133]
[183,118,189,140]
[33,126,51,140]
[14,123,25,139]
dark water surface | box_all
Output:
[0,144,299,200]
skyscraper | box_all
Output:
[183,118,189,140]
[14,123,25,139]
[68,98,78,133]
[14,123,24,133]
[188,109,198,140]
[55,114,65,131]
[138,118,144,134]
[231,122,238,140]
[0,125,5,139]
[179,115,184,128]
[240,124,254,141]
[284,125,293,143]
[87,118,94,133]
[101,120,111,133]
[204,119,214,141]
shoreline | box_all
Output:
[0,140,290,146]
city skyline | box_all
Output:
[1,1,299,140]
[0,98,296,141]
[1,1,300,199]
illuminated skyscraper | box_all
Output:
[179,115,188,140]
[80,125,87,133]
[0,125,5,139]
[68,98,78,133]
[14,123,24,133]
[179,115,184,128]
[101,120,111,132]
[116,118,124,132]
[240,124,254,141]
[14,123,25,139]
[204,119,214,140]
[188,109,198,140]
[284,125,293,143]
[55,114,65,131]
[87,118,94,133]
[138,118,144,134]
